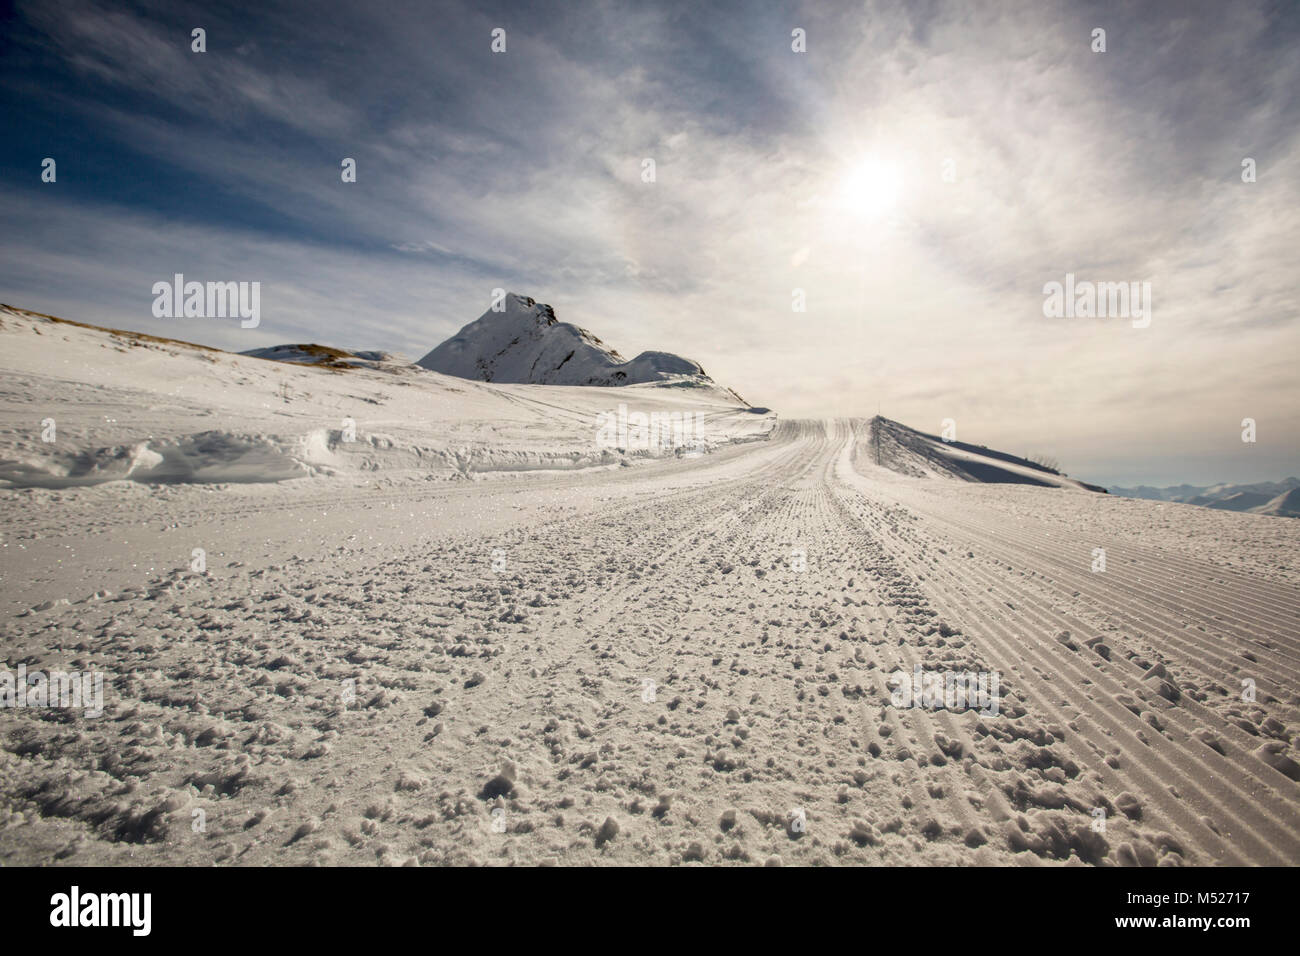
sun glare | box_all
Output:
[837,157,903,219]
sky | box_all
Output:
[2,0,1297,487]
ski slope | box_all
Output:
[2,406,1296,865]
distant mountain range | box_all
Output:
[1108,477,1300,517]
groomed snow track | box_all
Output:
[1,419,1296,865]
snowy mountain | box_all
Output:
[855,416,1106,491]
[417,293,726,392]
[1257,487,1300,517]
[1110,477,1300,516]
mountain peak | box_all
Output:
[416,293,716,390]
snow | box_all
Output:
[1111,477,1300,517]
[416,293,737,396]
[1257,487,1300,517]
[0,304,774,489]
[239,344,400,370]
[2,304,1298,868]
[856,416,1105,492]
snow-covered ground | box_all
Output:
[1,306,1298,866]
[0,305,773,488]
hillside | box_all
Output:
[852,416,1106,492]
[0,304,775,488]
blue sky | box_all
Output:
[3,0,1298,486]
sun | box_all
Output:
[837,157,903,219]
